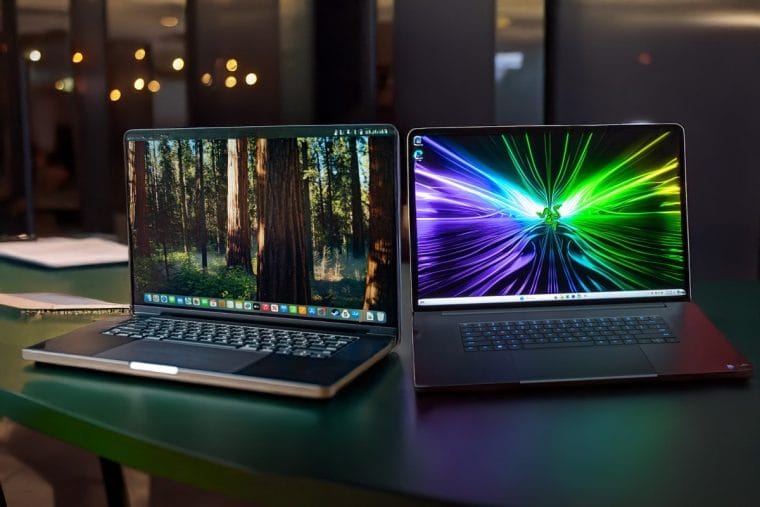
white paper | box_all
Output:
[0,236,128,268]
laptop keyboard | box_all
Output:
[460,315,677,352]
[103,316,358,359]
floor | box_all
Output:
[0,418,255,507]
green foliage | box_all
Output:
[136,249,255,301]
[132,257,162,297]
[312,279,365,308]
[169,259,256,300]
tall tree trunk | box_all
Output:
[196,139,208,272]
[324,139,339,249]
[149,143,161,239]
[315,142,327,250]
[226,138,252,273]
[349,137,365,258]
[300,140,314,278]
[128,141,149,256]
[177,141,189,254]
[363,136,395,311]
[256,138,311,304]
[215,141,227,254]
[150,142,170,280]
[210,142,221,254]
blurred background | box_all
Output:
[0,0,758,282]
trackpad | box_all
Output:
[514,346,656,383]
[96,340,268,373]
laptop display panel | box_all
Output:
[409,124,690,310]
[125,125,398,328]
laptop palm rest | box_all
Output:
[96,340,268,373]
[515,346,657,383]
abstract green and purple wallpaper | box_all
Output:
[411,126,688,301]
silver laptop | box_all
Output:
[407,123,752,390]
[24,124,400,399]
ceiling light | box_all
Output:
[61,77,74,92]
[148,80,161,92]
[72,51,84,64]
[172,57,185,71]
[225,76,237,88]
[201,73,213,86]
[160,16,179,28]
[134,78,145,91]
[28,49,41,62]
[109,89,122,102]
[497,16,512,30]
[226,59,238,72]
[134,48,146,61]
[54,80,65,91]
[245,73,258,86]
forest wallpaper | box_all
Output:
[127,133,396,322]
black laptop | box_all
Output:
[407,123,752,390]
[23,124,400,398]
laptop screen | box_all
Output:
[125,125,398,327]
[409,124,689,309]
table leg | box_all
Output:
[99,457,128,507]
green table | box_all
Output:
[1,259,758,506]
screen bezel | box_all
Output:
[124,124,400,330]
[407,123,692,313]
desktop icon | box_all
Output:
[176,297,184,305]
[235,301,243,309]
[413,149,423,161]
[413,135,423,146]
[262,303,270,311]
[376,311,386,322]
[281,305,291,313]
[152,294,160,303]
[298,306,307,315]
[307,306,317,316]
[168,295,176,304]
[209,299,218,307]
[225,300,234,309]
[350,310,361,319]
[330,308,341,317]
[341,309,351,319]
[289,305,298,314]
[160,295,168,303]
[201,298,209,306]
[244,301,253,310]
[193,297,201,306]
[366,311,374,321]
[318,307,327,316]
[144,294,152,303]
[270,304,279,312]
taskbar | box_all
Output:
[418,289,687,307]
[142,293,387,324]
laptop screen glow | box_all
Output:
[410,124,689,307]
[126,126,397,326]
